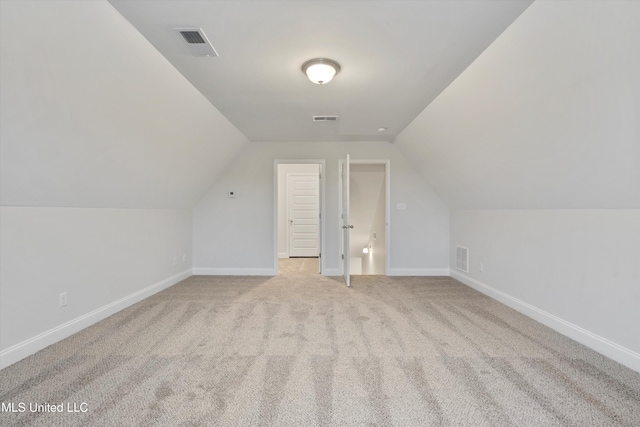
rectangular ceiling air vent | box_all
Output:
[313,116,339,122]
[180,31,206,44]
[456,246,469,273]
[174,28,218,57]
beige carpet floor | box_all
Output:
[1,260,639,426]
[278,257,319,275]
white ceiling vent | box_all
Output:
[174,28,218,57]
[456,246,469,273]
[313,116,339,122]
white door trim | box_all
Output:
[338,159,391,276]
[341,154,351,286]
[274,159,326,275]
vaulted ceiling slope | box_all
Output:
[108,0,533,143]
[0,0,248,209]
[395,0,640,210]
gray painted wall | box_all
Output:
[192,142,449,276]
[0,1,244,368]
[395,1,640,370]
[395,0,639,211]
[0,1,247,209]
[0,207,192,367]
[2,0,638,373]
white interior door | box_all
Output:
[342,154,352,286]
[288,173,319,257]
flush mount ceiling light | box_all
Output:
[302,58,341,85]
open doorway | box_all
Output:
[275,161,325,275]
[349,163,387,275]
[339,158,390,282]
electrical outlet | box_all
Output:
[182,254,187,263]
[59,292,67,307]
[479,263,484,273]
[173,256,177,266]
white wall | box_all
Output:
[193,142,449,276]
[395,0,640,211]
[394,1,640,370]
[0,207,191,368]
[0,1,247,209]
[0,1,247,368]
[451,210,640,370]
[277,164,320,258]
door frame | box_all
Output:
[274,159,326,275]
[338,158,391,276]
[341,154,351,286]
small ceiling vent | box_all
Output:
[456,246,469,273]
[180,31,206,44]
[174,28,218,57]
[313,116,339,122]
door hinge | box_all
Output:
[341,254,344,259]
[319,252,321,258]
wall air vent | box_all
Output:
[456,246,469,273]
[313,116,339,122]
[174,28,218,57]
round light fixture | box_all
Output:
[377,127,387,132]
[302,58,341,85]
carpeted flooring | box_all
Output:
[278,257,319,275]
[1,260,639,426]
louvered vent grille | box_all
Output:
[456,246,469,273]
[180,31,206,44]
[173,28,218,57]
[313,116,339,122]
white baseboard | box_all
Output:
[321,268,450,277]
[450,270,640,373]
[278,252,289,259]
[0,269,192,370]
[193,268,276,276]
[388,268,450,276]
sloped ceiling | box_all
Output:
[395,0,640,210]
[4,1,635,213]
[0,0,248,209]
[108,0,533,143]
